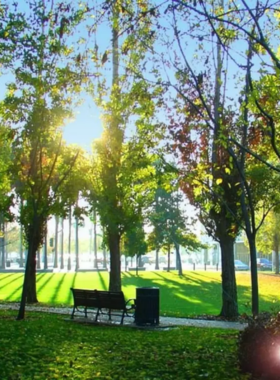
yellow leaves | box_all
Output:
[252,43,266,55]
[216,178,223,185]
[274,10,280,20]
[276,45,280,60]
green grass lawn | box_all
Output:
[0,310,249,380]
[0,270,279,317]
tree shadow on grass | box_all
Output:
[0,273,15,283]
[36,273,57,296]
[0,273,23,291]
[50,273,67,304]
[122,270,252,317]
[37,273,77,306]
[97,270,107,290]
[5,283,23,301]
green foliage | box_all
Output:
[0,125,13,220]
[0,0,88,250]
[0,311,247,380]
[148,186,203,252]
[89,136,157,239]
[122,221,147,258]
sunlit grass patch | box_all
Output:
[1,270,280,317]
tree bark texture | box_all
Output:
[219,236,238,318]
[247,233,259,316]
[108,230,121,292]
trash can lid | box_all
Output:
[137,287,159,289]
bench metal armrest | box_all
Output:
[125,298,136,310]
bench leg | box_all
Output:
[121,311,125,325]
[71,306,76,319]
[95,308,100,322]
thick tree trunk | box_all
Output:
[108,230,121,292]
[17,230,39,320]
[26,241,38,303]
[17,243,37,319]
[219,237,238,318]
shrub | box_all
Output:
[238,312,280,379]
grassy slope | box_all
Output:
[0,310,249,380]
[0,270,279,317]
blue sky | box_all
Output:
[63,96,103,152]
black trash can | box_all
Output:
[135,287,160,325]
[6,260,11,268]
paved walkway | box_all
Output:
[0,303,248,331]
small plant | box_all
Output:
[238,312,280,379]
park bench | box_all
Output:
[70,288,135,324]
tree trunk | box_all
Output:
[125,256,128,271]
[67,206,72,271]
[26,241,38,303]
[275,250,279,275]
[273,233,279,275]
[36,250,41,269]
[43,231,48,270]
[93,209,98,269]
[0,215,4,268]
[167,245,171,272]
[5,222,8,265]
[60,217,64,269]
[175,242,182,275]
[108,230,121,292]
[155,248,159,270]
[103,246,107,269]
[17,239,38,320]
[18,220,40,319]
[75,215,79,271]
[3,221,6,269]
[247,233,259,316]
[53,215,59,268]
[219,237,238,318]
[19,224,24,268]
